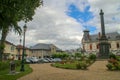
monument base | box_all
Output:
[98,41,110,59]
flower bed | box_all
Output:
[106,54,120,71]
[51,59,94,70]
[106,58,120,70]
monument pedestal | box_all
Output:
[98,41,110,59]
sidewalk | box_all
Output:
[88,60,107,71]
[18,61,120,80]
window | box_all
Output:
[117,43,119,48]
[90,44,92,50]
[96,44,99,49]
[11,45,14,52]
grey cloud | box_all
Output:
[86,0,120,34]
[6,0,120,50]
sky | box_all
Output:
[6,0,120,50]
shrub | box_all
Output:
[0,60,21,71]
[114,64,120,70]
[107,56,120,71]
[85,59,94,66]
[76,62,87,70]
[0,61,9,70]
[109,54,116,59]
[116,56,120,61]
[86,59,91,64]
[60,60,66,64]
[80,62,87,70]
[14,60,21,67]
[106,63,113,70]
[108,58,118,64]
[76,63,81,69]
[89,54,96,61]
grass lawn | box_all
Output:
[0,64,32,80]
[52,60,93,70]
[52,62,77,69]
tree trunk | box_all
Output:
[0,28,8,61]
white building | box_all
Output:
[82,30,120,54]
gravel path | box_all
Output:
[18,61,120,80]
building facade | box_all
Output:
[1,40,62,60]
[16,45,31,60]
[1,41,31,60]
[3,41,17,60]
[82,30,120,54]
[30,43,62,58]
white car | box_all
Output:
[52,58,62,62]
[25,58,31,63]
[38,58,49,63]
[30,57,39,63]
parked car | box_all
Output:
[38,58,49,63]
[45,58,53,62]
[30,57,39,63]
[25,58,31,63]
[52,58,62,62]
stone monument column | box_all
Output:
[100,10,106,39]
[99,9,110,58]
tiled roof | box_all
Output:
[31,43,50,50]
[86,32,120,42]
[5,41,16,46]
[30,43,62,51]
[16,45,29,49]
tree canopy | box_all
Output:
[0,0,42,27]
[0,0,43,61]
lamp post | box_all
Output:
[18,39,21,60]
[20,24,27,71]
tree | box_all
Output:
[0,0,43,61]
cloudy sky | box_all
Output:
[6,0,120,50]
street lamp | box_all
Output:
[20,24,27,71]
[18,39,21,60]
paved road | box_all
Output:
[18,61,120,80]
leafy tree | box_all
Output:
[0,0,43,61]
